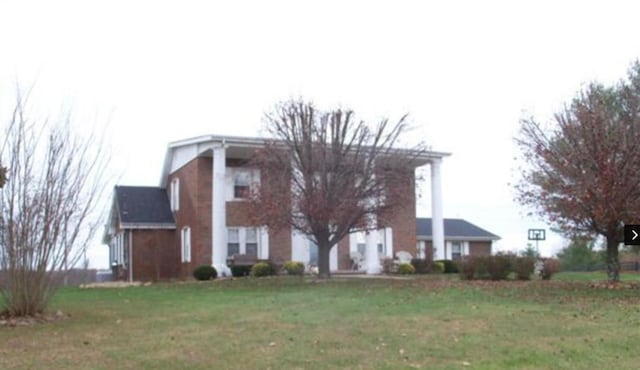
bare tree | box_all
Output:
[0,91,109,317]
[516,62,640,281]
[250,100,426,278]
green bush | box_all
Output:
[193,265,217,281]
[283,261,305,276]
[410,258,433,274]
[436,259,459,273]
[433,261,445,274]
[397,263,416,275]
[540,258,561,280]
[251,262,274,277]
[230,265,252,277]
[512,256,535,280]
[487,253,512,281]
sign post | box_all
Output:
[527,229,546,255]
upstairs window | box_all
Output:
[171,178,180,211]
[233,171,251,199]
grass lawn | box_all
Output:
[553,271,640,281]
[2,276,640,369]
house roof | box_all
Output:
[114,186,175,228]
[416,218,500,241]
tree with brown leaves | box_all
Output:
[516,63,640,281]
[250,100,426,278]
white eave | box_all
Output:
[119,222,176,230]
[159,134,451,187]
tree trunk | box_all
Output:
[605,233,620,282]
[317,243,332,279]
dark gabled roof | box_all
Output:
[416,218,500,241]
[114,186,175,227]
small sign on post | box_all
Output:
[528,229,546,255]
[528,229,546,241]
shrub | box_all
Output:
[230,265,252,277]
[512,256,535,280]
[487,253,512,281]
[540,258,561,280]
[283,261,305,276]
[193,265,217,281]
[436,259,459,273]
[433,261,445,274]
[251,262,274,277]
[410,258,433,274]
[397,263,416,275]
[457,258,476,280]
[458,256,495,280]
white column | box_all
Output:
[431,158,445,261]
[212,145,231,276]
[365,228,381,274]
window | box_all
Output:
[171,178,180,211]
[233,171,251,199]
[227,227,261,257]
[245,228,258,257]
[181,227,191,263]
[354,230,386,257]
[227,228,240,256]
[451,242,462,260]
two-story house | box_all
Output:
[104,134,451,281]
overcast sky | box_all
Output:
[2,1,640,268]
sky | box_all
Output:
[1,0,640,268]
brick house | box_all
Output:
[104,134,452,281]
[416,218,500,261]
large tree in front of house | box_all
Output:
[516,62,640,281]
[250,100,426,278]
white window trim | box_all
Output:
[181,226,191,263]
[171,178,180,211]
[226,168,260,201]
[227,227,261,257]
[350,229,388,258]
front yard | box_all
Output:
[1,275,640,369]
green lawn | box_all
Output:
[553,271,640,281]
[2,276,640,369]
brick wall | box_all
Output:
[380,169,418,257]
[337,237,351,270]
[131,229,178,281]
[469,241,492,256]
[168,156,213,278]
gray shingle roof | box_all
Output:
[416,218,500,240]
[115,186,175,226]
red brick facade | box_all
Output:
[168,156,213,278]
[131,229,178,281]
[469,241,492,256]
[111,147,426,281]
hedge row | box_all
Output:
[458,254,560,281]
